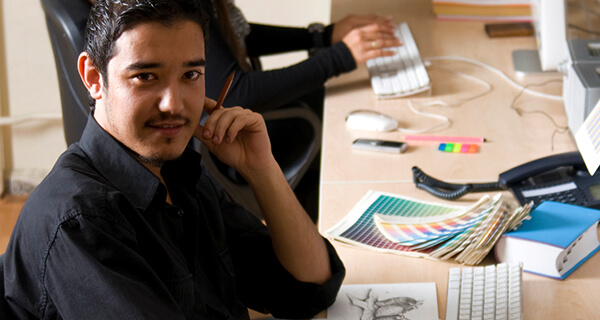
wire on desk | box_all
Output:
[395,59,494,134]
[395,100,451,134]
[419,62,493,108]
[424,55,564,101]
[396,55,564,135]
[567,0,600,36]
[568,23,600,36]
[510,78,569,150]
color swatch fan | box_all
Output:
[326,191,532,265]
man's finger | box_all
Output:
[204,97,218,114]
[194,124,206,142]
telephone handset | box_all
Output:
[413,151,600,209]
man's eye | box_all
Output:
[135,73,155,81]
[183,71,202,80]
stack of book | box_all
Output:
[326,191,532,265]
[432,0,532,22]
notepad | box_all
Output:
[494,201,600,280]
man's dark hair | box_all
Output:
[84,0,209,85]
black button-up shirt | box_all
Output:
[3,116,345,319]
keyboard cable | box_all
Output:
[424,55,564,101]
[396,59,493,134]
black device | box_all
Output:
[352,138,407,154]
[413,151,600,209]
[484,22,533,38]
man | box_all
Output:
[3,0,344,318]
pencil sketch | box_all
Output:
[327,282,438,320]
[347,289,423,320]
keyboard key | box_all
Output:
[447,263,523,320]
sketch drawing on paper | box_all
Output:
[327,282,438,320]
[347,289,423,320]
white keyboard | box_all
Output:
[446,263,523,320]
[366,22,431,98]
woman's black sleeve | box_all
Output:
[205,22,355,113]
[244,23,334,57]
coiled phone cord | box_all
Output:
[412,166,502,200]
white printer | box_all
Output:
[562,39,600,133]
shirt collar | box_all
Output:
[77,114,202,211]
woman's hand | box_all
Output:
[333,14,402,64]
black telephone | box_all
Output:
[413,151,600,209]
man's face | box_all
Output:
[93,20,206,166]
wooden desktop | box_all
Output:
[319,0,600,319]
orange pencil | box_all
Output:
[216,72,234,108]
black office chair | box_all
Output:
[199,103,321,216]
[40,0,322,218]
[41,0,92,146]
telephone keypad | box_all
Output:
[524,189,586,207]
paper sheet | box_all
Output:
[575,99,600,176]
[327,282,439,320]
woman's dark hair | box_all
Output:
[84,0,210,85]
[212,0,250,71]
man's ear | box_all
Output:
[78,52,103,100]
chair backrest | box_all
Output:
[41,0,92,146]
[200,102,321,217]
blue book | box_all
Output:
[494,201,600,280]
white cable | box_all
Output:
[393,60,491,134]
[424,55,564,101]
[0,113,62,126]
[422,63,493,107]
[396,100,451,134]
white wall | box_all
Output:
[0,61,4,194]
[1,0,65,193]
[235,0,331,70]
[0,0,330,193]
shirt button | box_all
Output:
[177,209,184,217]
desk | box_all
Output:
[319,1,600,319]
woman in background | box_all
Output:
[206,1,401,222]
[206,0,400,115]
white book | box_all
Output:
[495,201,600,280]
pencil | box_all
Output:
[216,72,235,108]
[403,134,487,144]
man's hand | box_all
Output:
[194,98,274,177]
[196,99,332,285]
[332,14,402,65]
